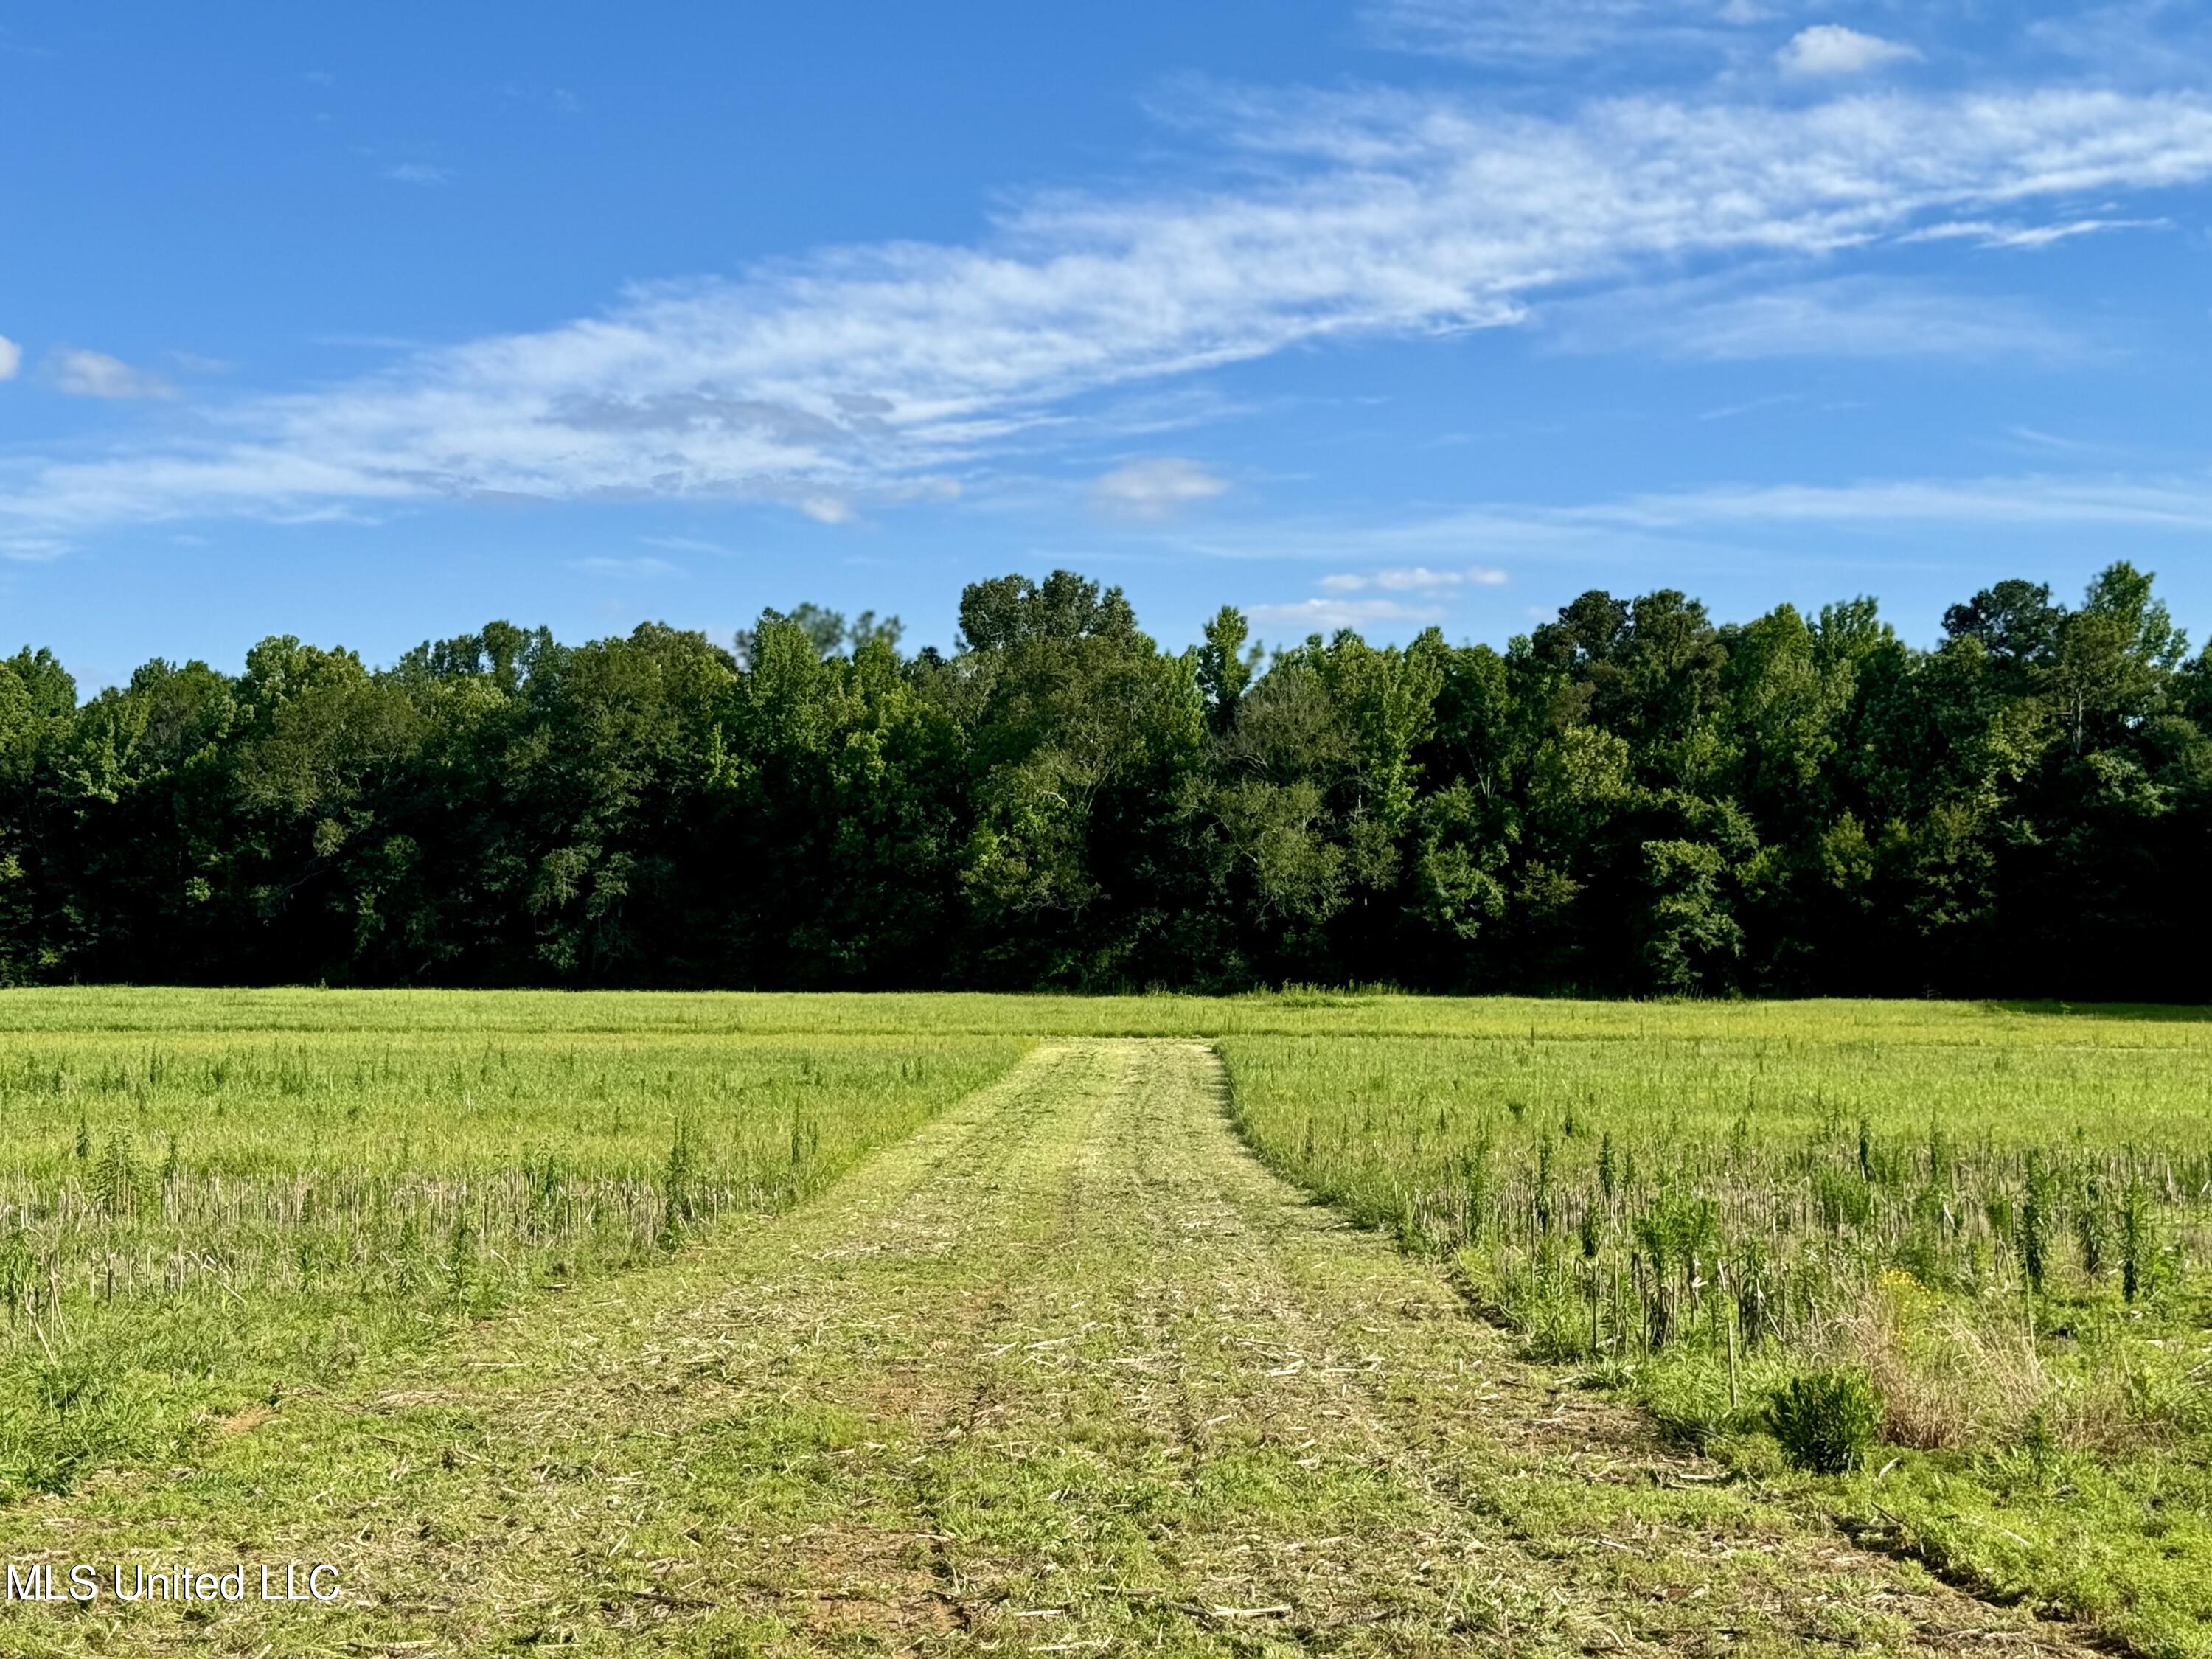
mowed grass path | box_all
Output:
[0,1040,2087,1657]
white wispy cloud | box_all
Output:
[1172,470,2212,580]
[1697,392,1804,422]
[1248,596,1445,631]
[1365,0,1748,64]
[5,83,2212,538]
[48,348,174,400]
[571,555,682,577]
[2005,425,2110,456]
[1899,216,2168,250]
[2025,3,2212,83]
[1090,456,1232,521]
[1777,25,1919,76]
[1318,564,1508,591]
[1364,1,1935,69]
[383,162,453,187]
[639,534,736,556]
[1215,473,2212,575]
[1575,473,2212,532]
[1251,563,1506,635]
[0,335,19,381]
[1554,276,2085,361]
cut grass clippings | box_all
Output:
[0,1032,2097,1656]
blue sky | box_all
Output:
[4,1,2211,683]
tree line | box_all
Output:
[1,563,2204,998]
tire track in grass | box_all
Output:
[1169,1042,2098,1656]
[0,1040,2096,1657]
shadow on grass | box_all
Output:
[1987,1000,2212,1023]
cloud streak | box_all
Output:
[1551,275,2087,361]
[1576,473,2212,533]
[48,348,174,400]
[1319,564,1507,591]
[570,554,682,577]
[1169,470,2212,585]
[1776,26,1919,77]
[1900,215,2168,250]
[5,83,2212,538]
[1091,456,1231,521]
[1364,0,1749,66]
[1248,595,1446,631]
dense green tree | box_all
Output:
[956,573,1205,985]
[0,560,2200,997]
[0,649,79,981]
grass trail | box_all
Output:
[0,1040,2091,1655]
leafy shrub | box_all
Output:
[1499,1261,1590,1363]
[1767,1367,1880,1473]
[1638,1352,1739,1450]
[1814,1167,1874,1231]
[2120,1183,2155,1304]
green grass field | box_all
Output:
[0,1012,1029,1495]
[1217,1012,2212,1656]
[0,990,2202,1656]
